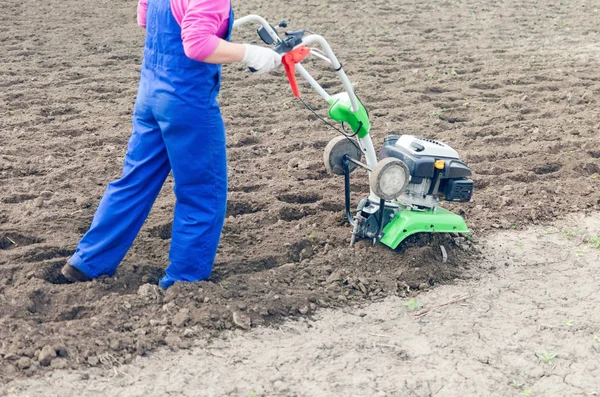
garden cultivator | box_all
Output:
[234,15,474,248]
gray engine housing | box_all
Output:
[380,135,474,207]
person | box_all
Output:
[60,0,281,289]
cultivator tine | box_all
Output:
[350,220,359,247]
[372,198,386,247]
[342,157,354,226]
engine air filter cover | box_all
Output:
[370,157,410,200]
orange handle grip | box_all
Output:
[281,46,311,98]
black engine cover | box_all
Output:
[443,179,474,202]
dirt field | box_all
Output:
[1,0,599,390]
[4,214,600,396]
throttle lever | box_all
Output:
[281,46,311,98]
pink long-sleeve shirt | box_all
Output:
[137,0,231,62]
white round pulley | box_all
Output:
[323,136,362,175]
[370,157,410,200]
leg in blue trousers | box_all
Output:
[68,101,171,278]
[156,105,228,289]
[67,101,228,287]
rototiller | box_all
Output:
[234,15,474,248]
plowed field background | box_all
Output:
[1,0,599,384]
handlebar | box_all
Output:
[232,15,359,113]
[232,15,280,43]
[232,14,380,182]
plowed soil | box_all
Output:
[1,0,599,384]
[6,214,600,396]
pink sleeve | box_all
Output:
[178,0,230,62]
[137,0,148,28]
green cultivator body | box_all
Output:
[234,15,474,248]
[381,208,470,250]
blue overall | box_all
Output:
[68,0,233,289]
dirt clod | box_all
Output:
[38,346,57,367]
[53,345,68,358]
[15,358,31,370]
[232,312,252,330]
[137,283,160,298]
[298,305,310,315]
[50,359,68,370]
[87,356,99,367]
[287,158,301,169]
[165,335,183,348]
[172,309,191,328]
[183,329,196,338]
[109,340,120,351]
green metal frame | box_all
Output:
[328,93,371,138]
[379,207,469,250]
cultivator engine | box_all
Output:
[349,135,473,248]
[234,15,474,248]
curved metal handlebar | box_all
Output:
[232,15,379,182]
[232,15,280,43]
[232,17,359,112]
[299,34,359,113]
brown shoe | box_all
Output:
[60,264,91,283]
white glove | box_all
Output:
[242,44,282,75]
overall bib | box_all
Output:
[68,0,233,289]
